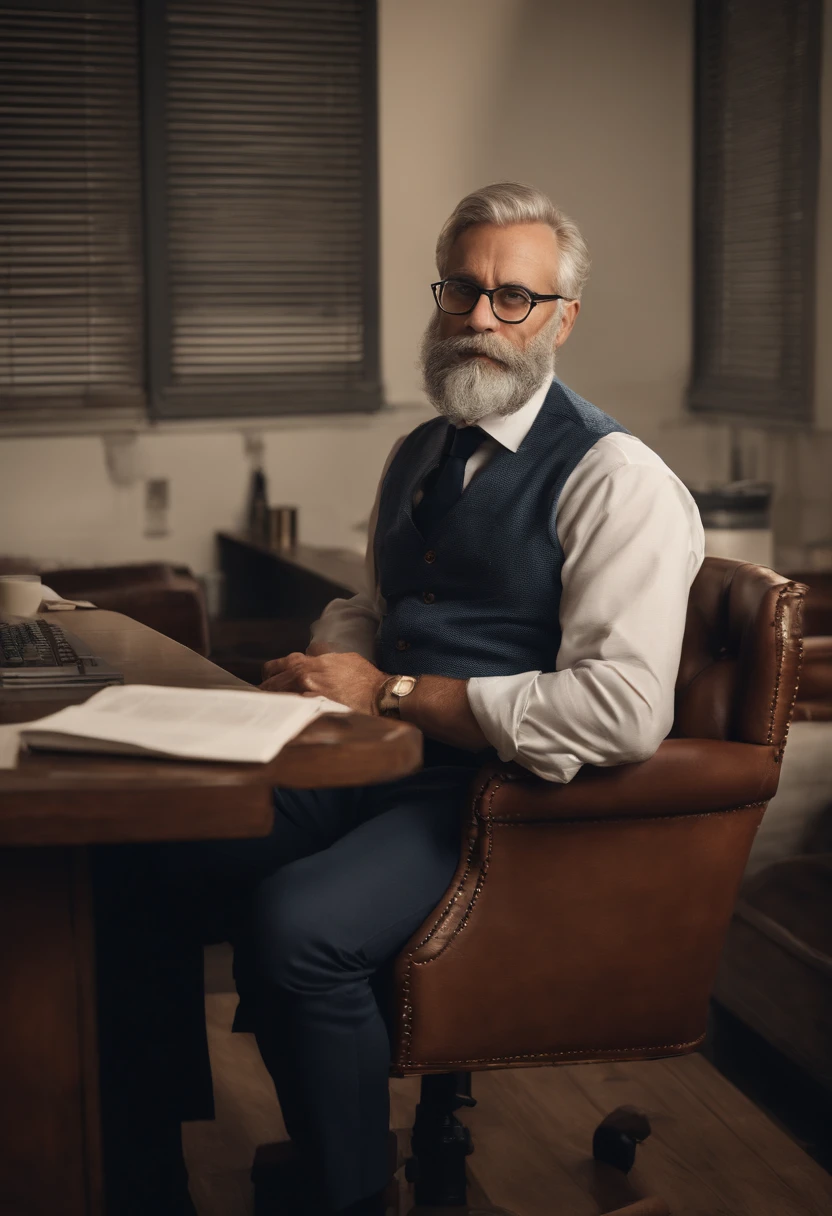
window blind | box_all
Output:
[689,0,821,423]
[155,0,379,418]
[0,0,145,422]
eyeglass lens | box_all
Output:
[439,279,533,322]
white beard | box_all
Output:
[419,308,561,425]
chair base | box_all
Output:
[403,1072,477,1206]
[405,1110,474,1206]
[250,1100,657,1212]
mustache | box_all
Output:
[423,331,523,372]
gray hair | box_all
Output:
[436,182,590,300]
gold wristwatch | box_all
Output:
[376,674,419,718]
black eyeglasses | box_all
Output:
[431,278,567,325]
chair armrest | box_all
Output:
[391,740,775,1075]
[478,738,781,824]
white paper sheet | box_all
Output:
[39,584,96,610]
[18,684,351,764]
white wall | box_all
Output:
[380,0,694,445]
[5,0,828,578]
[0,409,431,573]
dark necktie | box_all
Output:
[413,424,486,537]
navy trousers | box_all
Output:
[96,764,475,1214]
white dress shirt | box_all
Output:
[311,376,705,784]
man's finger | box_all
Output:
[260,678,298,693]
[260,670,306,693]
[261,657,290,678]
[262,652,307,679]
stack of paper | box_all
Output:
[12,683,350,765]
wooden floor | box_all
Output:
[182,994,832,1216]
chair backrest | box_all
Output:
[673,557,805,752]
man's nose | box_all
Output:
[465,292,499,333]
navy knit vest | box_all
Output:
[374,379,628,681]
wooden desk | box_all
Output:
[0,611,421,1216]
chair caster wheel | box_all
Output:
[592,1105,652,1174]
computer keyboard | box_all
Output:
[0,617,123,688]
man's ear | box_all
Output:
[555,299,580,349]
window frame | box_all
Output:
[0,0,148,432]
[0,0,381,433]
[140,0,381,422]
[687,0,823,428]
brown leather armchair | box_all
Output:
[387,558,805,1208]
[254,558,805,1213]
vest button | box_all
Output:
[424,550,436,564]
[423,591,436,604]
[395,639,410,652]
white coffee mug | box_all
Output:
[0,574,44,617]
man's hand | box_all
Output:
[260,653,490,750]
[260,651,388,716]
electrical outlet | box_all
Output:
[243,430,266,467]
[144,478,170,538]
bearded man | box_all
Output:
[100,183,704,1216]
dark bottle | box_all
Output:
[248,467,269,541]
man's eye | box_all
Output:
[501,290,528,303]
[450,281,478,298]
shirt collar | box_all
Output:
[475,373,554,453]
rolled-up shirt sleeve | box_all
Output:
[308,588,382,660]
[466,434,705,784]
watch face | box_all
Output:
[393,675,417,697]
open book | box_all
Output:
[18,683,350,764]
